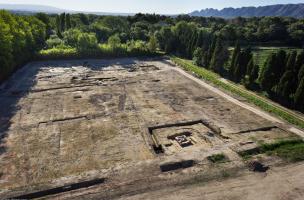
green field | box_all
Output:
[228,47,302,69]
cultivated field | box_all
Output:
[0,58,303,199]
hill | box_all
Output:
[0,4,66,13]
[190,4,304,18]
[0,3,132,15]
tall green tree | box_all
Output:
[193,47,203,66]
[295,50,304,73]
[285,51,297,71]
[244,58,257,88]
[273,50,287,82]
[298,64,304,82]
[210,37,229,74]
[276,70,297,104]
[0,17,13,81]
[294,77,304,111]
[229,41,240,76]
[148,35,158,52]
[259,53,277,92]
[207,36,217,68]
[55,15,62,37]
[60,13,66,33]
[65,13,72,30]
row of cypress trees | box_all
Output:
[229,41,304,111]
[55,13,72,37]
[259,49,304,110]
[229,42,259,87]
[193,36,229,75]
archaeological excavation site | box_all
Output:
[1,57,304,200]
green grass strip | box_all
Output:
[170,56,304,129]
[261,139,304,162]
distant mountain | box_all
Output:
[0,4,66,13]
[190,4,304,18]
[0,3,133,16]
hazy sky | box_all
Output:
[0,0,303,14]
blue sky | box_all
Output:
[0,0,303,14]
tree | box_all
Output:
[35,13,51,35]
[0,11,46,81]
[78,13,89,25]
[63,29,81,47]
[295,50,304,73]
[259,53,277,92]
[60,13,66,33]
[232,47,252,82]
[46,34,64,48]
[276,70,297,104]
[285,51,297,71]
[0,17,13,81]
[207,36,217,68]
[298,64,304,82]
[239,47,253,78]
[55,15,62,38]
[108,34,121,49]
[172,21,197,58]
[193,47,203,66]
[274,50,287,81]
[210,37,229,74]
[90,22,112,43]
[101,16,129,33]
[65,13,72,30]
[77,32,98,53]
[244,58,259,89]
[155,26,175,53]
[229,41,240,76]
[148,35,158,52]
[294,77,304,111]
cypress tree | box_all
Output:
[239,47,252,78]
[202,51,209,67]
[250,64,260,83]
[188,30,198,59]
[274,50,287,81]
[294,77,304,112]
[210,37,229,74]
[60,13,66,33]
[55,15,62,37]
[246,57,254,75]
[298,64,304,83]
[230,41,240,76]
[207,36,217,68]
[193,47,203,66]
[244,58,258,88]
[233,53,242,82]
[259,53,277,92]
[65,13,71,30]
[276,70,297,104]
[285,51,297,71]
[195,30,205,49]
[295,50,304,73]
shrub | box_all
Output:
[108,34,121,50]
[208,153,227,163]
[76,32,98,53]
[46,34,64,48]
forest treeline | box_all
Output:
[0,11,303,111]
[0,10,45,81]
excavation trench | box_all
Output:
[11,178,106,199]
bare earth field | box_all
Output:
[0,57,304,199]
